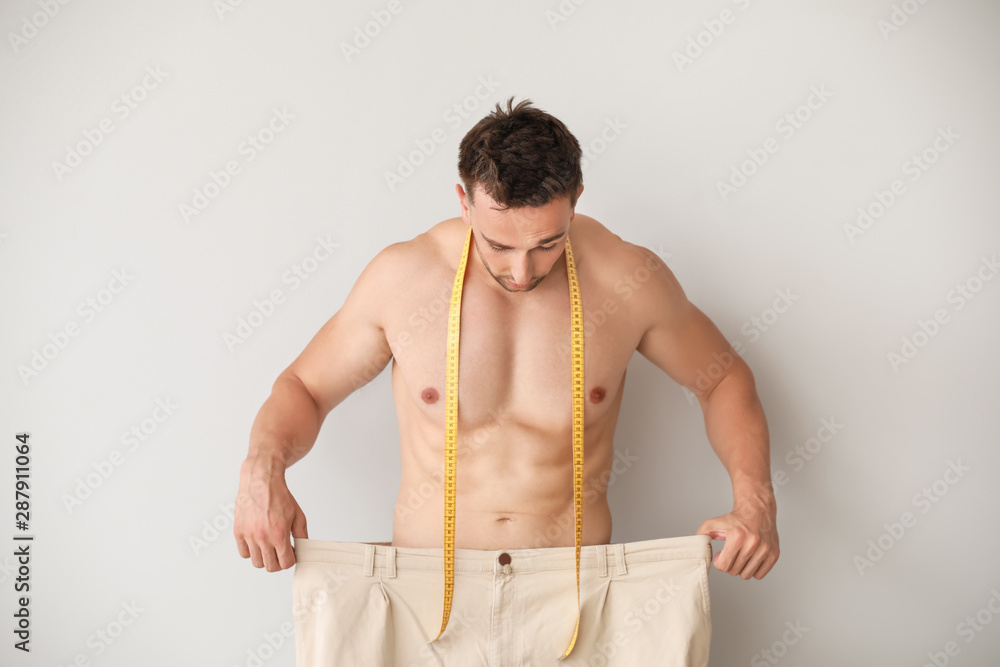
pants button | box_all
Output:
[498,552,511,565]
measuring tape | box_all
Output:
[431,225,585,661]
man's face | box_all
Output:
[456,183,582,293]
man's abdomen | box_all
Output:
[391,484,613,550]
[392,415,620,549]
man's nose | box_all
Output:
[511,255,532,283]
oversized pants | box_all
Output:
[292,534,713,666]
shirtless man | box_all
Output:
[234,97,778,663]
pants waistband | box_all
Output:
[292,534,712,577]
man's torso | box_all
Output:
[380,215,667,549]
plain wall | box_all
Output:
[1,0,998,665]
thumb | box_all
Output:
[291,506,308,539]
[696,518,728,541]
[697,518,731,569]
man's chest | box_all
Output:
[383,270,644,429]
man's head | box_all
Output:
[456,97,584,293]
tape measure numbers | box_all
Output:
[431,225,585,660]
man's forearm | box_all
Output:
[699,362,774,509]
[244,372,324,475]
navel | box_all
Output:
[589,386,606,403]
[421,387,439,404]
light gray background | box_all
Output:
[2,1,999,665]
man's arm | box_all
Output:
[630,243,779,580]
[245,241,399,468]
[235,241,403,572]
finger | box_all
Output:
[277,536,296,570]
[720,542,752,576]
[714,542,741,574]
[729,539,757,575]
[235,535,251,559]
[234,521,252,558]
[260,543,281,572]
[739,548,769,579]
[291,508,308,539]
[280,512,308,570]
[750,553,779,580]
[696,521,726,540]
[247,540,264,569]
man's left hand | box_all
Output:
[696,497,779,580]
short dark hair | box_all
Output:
[457,96,583,212]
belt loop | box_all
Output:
[386,546,397,579]
[613,543,627,577]
[363,544,375,577]
[596,544,608,577]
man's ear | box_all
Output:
[455,183,471,222]
[569,184,584,221]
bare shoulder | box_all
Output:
[370,217,460,278]
[359,219,462,330]
[418,216,466,267]
[573,213,678,289]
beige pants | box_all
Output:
[292,534,712,666]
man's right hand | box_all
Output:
[234,457,309,572]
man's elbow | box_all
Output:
[700,354,755,406]
[276,370,324,415]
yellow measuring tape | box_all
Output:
[432,225,585,660]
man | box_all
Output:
[234,97,778,666]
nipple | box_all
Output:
[421,387,439,404]
[589,386,606,404]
